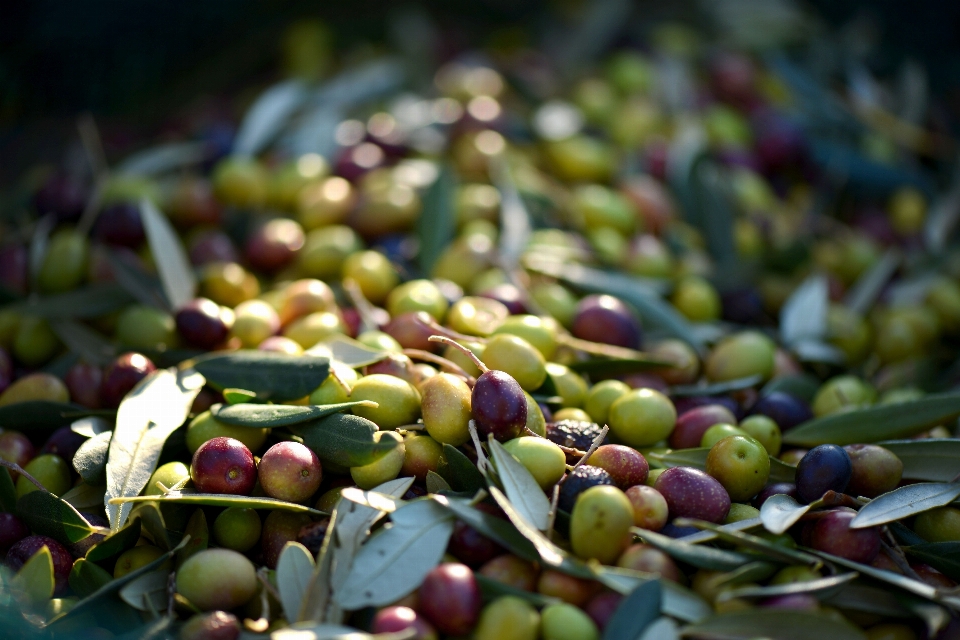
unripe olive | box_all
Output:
[473,596,540,640]
[201,262,260,307]
[541,603,600,640]
[572,184,637,236]
[704,331,776,382]
[229,300,280,348]
[543,136,615,183]
[297,176,356,230]
[546,363,588,408]
[343,250,398,305]
[926,278,960,336]
[351,374,421,429]
[212,157,269,208]
[213,508,262,552]
[38,228,89,293]
[402,434,443,482]
[144,461,190,495]
[421,373,472,446]
[356,331,403,354]
[811,375,875,417]
[308,365,357,405]
[278,278,337,325]
[739,415,781,457]
[387,279,449,322]
[671,276,721,323]
[524,392,547,438]
[482,334,547,392]
[493,315,559,360]
[186,411,269,454]
[298,225,363,279]
[350,431,405,489]
[283,311,345,348]
[502,437,566,490]
[456,183,500,226]
[570,485,634,564]
[267,154,329,210]
[176,548,258,611]
[115,305,177,352]
[13,317,60,367]
[888,187,926,235]
[17,453,72,498]
[0,372,69,406]
[649,339,700,385]
[914,507,960,543]
[432,236,494,290]
[584,380,630,426]
[447,296,509,338]
[607,388,676,448]
[530,283,578,328]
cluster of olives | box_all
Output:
[2,12,959,640]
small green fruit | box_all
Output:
[705,435,771,502]
[502,437,566,490]
[541,603,599,640]
[176,548,258,611]
[350,431,405,489]
[570,485,634,564]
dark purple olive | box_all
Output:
[472,370,527,441]
[0,244,28,296]
[572,294,642,349]
[795,445,852,504]
[188,230,239,266]
[0,346,12,395]
[64,361,103,409]
[7,535,74,594]
[100,352,157,408]
[34,171,89,221]
[0,513,29,551]
[478,283,528,315]
[721,288,766,325]
[41,427,87,464]
[558,465,614,513]
[176,298,230,349]
[94,202,145,248]
[752,392,813,431]
[753,483,798,508]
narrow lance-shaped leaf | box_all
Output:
[277,542,315,622]
[50,319,116,367]
[212,401,376,429]
[12,545,55,604]
[904,542,960,582]
[675,519,821,567]
[85,518,142,563]
[306,334,388,368]
[140,198,196,310]
[73,430,111,485]
[783,393,960,447]
[844,249,901,315]
[632,528,753,571]
[648,448,796,484]
[115,141,210,177]
[0,282,132,319]
[760,493,811,535]
[112,491,326,516]
[851,483,960,529]
[0,467,16,514]
[106,250,170,310]
[232,79,309,157]
[878,439,960,482]
[682,610,867,640]
[717,573,858,603]
[69,558,113,597]
[17,490,97,545]
[417,163,456,275]
[434,495,539,563]
[603,579,661,640]
[488,437,551,530]
[780,274,828,346]
[495,160,531,270]
[105,367,205,530]
[293,413,400,468]
[0,401,92,432]
[334,499,454,610]
[119,570,169,611]
[193,350,329,402]
[437,443,485,494]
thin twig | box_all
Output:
[880,537,925,583]
[546,483,561,542]
[556,333,665,363]
[342,277,382,334]
[0,459,46,492]
[468,420,488,471]
[403,348,477,385]
[523,427,588,458]
[429,336,489,373]
[560,425,609,483]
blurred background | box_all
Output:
[2,0,960,190]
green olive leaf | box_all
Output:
[118,569,169,612]
[62,482,107,513]
[878,439,960,481]
[904,542,960,582]
[277,542,316,622]
[68,558,114,598]
[305,334,389,369]
[0,282,133,319]
[0,467,16,514]
[12,545,54,604]
[85,517,142,563]
[0,401,91,432]
[193,350,329,401]
[568,358,669,377]
[594,567,712,624]
[780,274,829,347]
[110,491,326,515]
[212,400,376,428]
[759,493,811,535]
[433,495,539,563]
[105,367,205,530]
[132,502,179,551]
[73,430,112,485]
[49,319,116,367]
[603,579,661,640]
[334,499,454,610]
[105,250,170,310]
[670,374,765,397]
[844,249,901,315]
[674,519,821,567]
[631,528,753,571]
[475,573,560,607]
[223,388,258,405]
[825,584,913,619]
[232,78,309,157]
[417,163,456,275]
[488,437,551,531]
[851,482,960,529]
[682,609,867,640]
[176,509,208,568]
[761,374,821,402]
[293,413,399,468]
[17,490,97,545]
[115,141,210,176]
[716,573,858,603]
[425,470,451,494]
[783,393,960,447]
[436,444,485,494]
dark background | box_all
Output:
[1,0,959,183]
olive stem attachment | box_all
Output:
[342,277,381,335]
[546,483,561,542]
[468,420,488,471]
[523,427,588,459]
[0,458,46,492]
[403,349,477,386]
[428,335,490,374]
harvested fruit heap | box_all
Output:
[4,12,960,640]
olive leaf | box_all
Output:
[417,163,457,275]
[339,487,402,513]
[119,570,169,611]
[593,567,712,623]
[681,517,764,545]
[334,499,454,610]
[0,467,16,514]
[682,609,867,640]
[277,542,315,622]
[851,482,960,529]
[0,401,90,432]
[73,430,112,485]
[71,416,112,438]
[69,558,113,597]
[17,490,97,545]
[176,509,208,568]
[1,282,132,319]
[488,437,551,531]
[61,482,107,513]
[878,439,960,482]
[49,319,116,367]
[437,444,485,494]
[826,584,912,619]
[193,350,329,401]
[85,517,142,563]
[232,79,309,157]
[133,502,179,551]
[670,375,765,397]
[105,367,205,530]
[12,545,54,604]
[223,388,258,405]
[603,579,660,640]
[904,543,960,582]
[814,551,942,605]
[106,250,170,311]
[111,491,326,516]
[675,519,821,567]
[568,358,668,377]
[212,401,375,428]
[433,495,539,563]
[115,141,210,176]
[270,625,385,640]
[495,161,532,271]
[760,493,811,535]
[425,471,451,494]
[762,374,820,402]
[632,528,752,571]
[140,198,196,310]
[780,274,829,347]
[637,618,679,640]
[648,448,796,484]
[716,573,858,603]
[306,334,389,368]
[783,393,960,447]
[293,413,400,468]
[844,249,901,315]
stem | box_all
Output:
[329,366,351,396]
[546,484,561,542]
[403,349,477,385]
[556,333,666,363]
[880,538,924,583]
[342,277,381,335]
[523,427,587,458]
[0,459,46,492]
[560,425,609,484]
[468,420,489,471]
[428,336,489,373]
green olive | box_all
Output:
[17,454,72,498]
[350,431,405,489]
[212,157,269,208]
[115,305,177,352]
[350,374,421,429]
[704,331,776,382]
[482,334,547,392]
[503,436,566,490]
[342,250,398,305]
[493,315,559,360]
[145,462,190,495]
[13,317,60,367]
[447,296,509,337]
[546,363,588,408]
[432,236,494,289]
[386,279,449,322]
[584,379,630,426]
[186,410,269,454]
[213,508,262,552]
[421,373,472,446]
[0,372,69,406]
[298,225,363,279]
[39,228,89,293]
